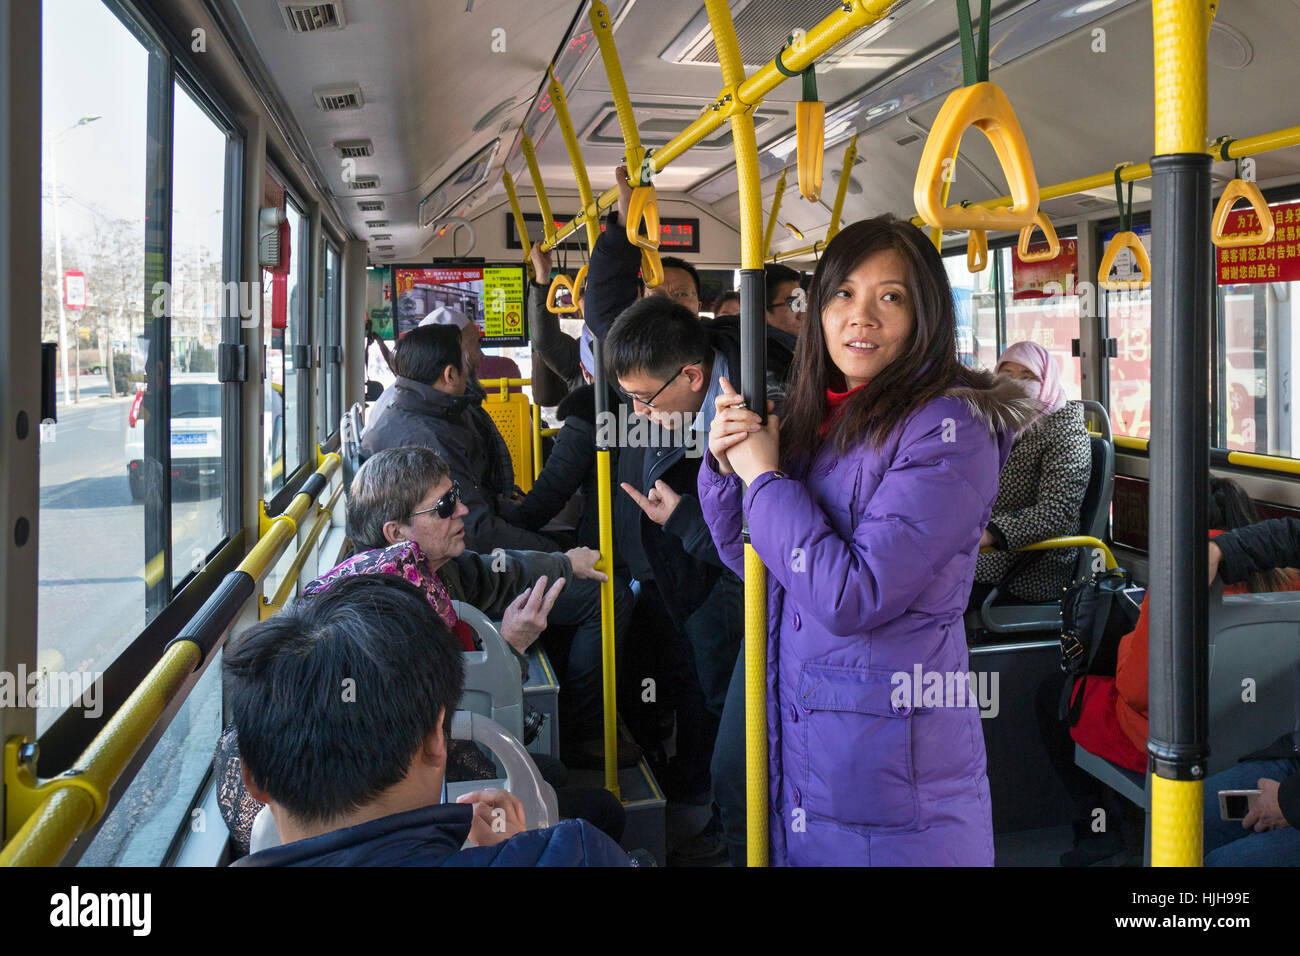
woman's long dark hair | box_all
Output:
[779,214,979,467]
[1209,476,1292,592]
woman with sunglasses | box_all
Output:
[311,445,608,658]
[698,215,1037,866]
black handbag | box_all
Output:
[1057,568,1143,725]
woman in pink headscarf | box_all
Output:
[970,341,1092,607]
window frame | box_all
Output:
[941,226,1080,367]
[35,0,249,856]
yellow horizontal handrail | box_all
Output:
[479,376,533,401]
[1,455,343,866]
[263,483,346,615]
[771,123,1300,262]
[980,535,1117,571]
[538,0,902,252]
[1225,451,1300,476]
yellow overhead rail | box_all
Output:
[825,134,857,243]
[762,168,787,261]
[768,123,1300,265]
[590,0,645,183]
[503,170,532,277]
[520,131,556,248]
[535,0,904,254]
[2,455,342,866]
[547,67,600,253]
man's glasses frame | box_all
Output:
[410,480,462,520]
[623,365,689,410]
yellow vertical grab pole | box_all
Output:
[705,0,769,868]
[546,61,618,795]
[589,1,646,184]
[503,170,532,275]
[520,131,557,249]
[762,168,787,261]
[547,67,601,253]
[1147,0,1209,868]
[825,134,857,243]
[586,0,659,798]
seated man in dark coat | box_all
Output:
[227,573,631,867]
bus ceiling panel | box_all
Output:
[224,0,578,246]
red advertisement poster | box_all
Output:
[1216,199,1300,284]
[1011,237,1078,299]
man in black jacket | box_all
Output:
[361,324,554,554]
[584,168,788,862]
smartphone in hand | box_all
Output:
[1218,789,1261,821]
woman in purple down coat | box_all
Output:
[698,215,1037,866]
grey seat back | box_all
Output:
[453,601,524,745]
[247,710,556,854]
[1206,583,1300,775]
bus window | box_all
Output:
[1001,244,1082,400]
[943,251,998,370]
[36,0,161,733]
[169,79,235,588]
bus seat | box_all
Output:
[1073,743,1146,808]
[1205,583,1300,775]
[974,401,1115,635]
[1075,582,1300,810]
[480,389,534,493]
[246,710,558,854]
[454,601,524,745]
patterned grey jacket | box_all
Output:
[974,400,1092,602]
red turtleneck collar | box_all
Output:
[820,382,868,436]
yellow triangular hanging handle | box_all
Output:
[1017,211,1060,262]
[967,230,988,273]
[1212,179,1275,248]
[626,184,661,252]
[796,100,825,202]
[640,249,664,289]
[913,82,1040,232]
[573,264,588,299]
[546,272,581,314]
[1098,231,1152,291]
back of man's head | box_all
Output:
[605,296,710,382]
[394,324,464,386]
[224,573,464,826]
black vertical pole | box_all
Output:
[1147,153,1212,786]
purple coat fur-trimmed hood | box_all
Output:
[699,371,1037,866]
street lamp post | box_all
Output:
[48,114,101,406]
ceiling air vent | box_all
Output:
[357,200,384,212]
[334,138,373,158]
[895,133,922,147]
[314,85,364,112]
[370,233,392,240]
[347,175,379,191]
[376,244,394,251]
[365,219,388,228]
[1076,197,1107,210]
[279,3,346,33]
